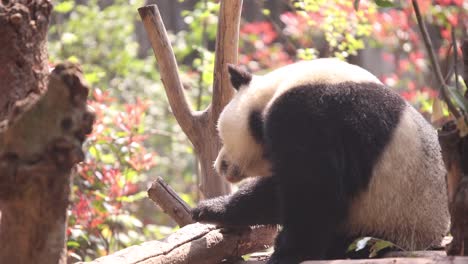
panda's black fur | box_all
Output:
[192,59,449,264]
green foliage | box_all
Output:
[49,0,155,96]
[293,0,374,59]
[347,237,396,258]
[354,0,395,10]
[54,0,74,13]
[174,0,220,110]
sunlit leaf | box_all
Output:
[109,214,143,228]
[457,117,468,137]
[54,1,74,13]
[116,191,147,203]
[431,98,445,123]
[101,226,112,239]
[446,85,468,113]
[67,241,81,248]
[369,240,394,258]
[374,0,394,7]
[61,32,78,44]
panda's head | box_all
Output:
[214,64,273,183]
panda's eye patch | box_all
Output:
[249,110,264,143]
[220,160,229,173]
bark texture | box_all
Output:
[439,39,468,256]
[0,0,51,121]
[147,177,193,227]
[0,1,94,263]
[0,61,94,263]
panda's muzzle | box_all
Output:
[216,159,245,183]
[214,150,247,183]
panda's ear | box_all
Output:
[227,64,252,91]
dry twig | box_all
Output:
[147,177,193,227]
[411,0,461,118]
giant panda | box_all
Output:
[192,58,449,264]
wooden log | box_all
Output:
[79,223,277,264]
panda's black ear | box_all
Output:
[227,64,252,90]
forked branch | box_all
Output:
[138,1,243,198]
[138,5,198,143]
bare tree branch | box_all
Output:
[411,0,461,119]
[451,28,461,93]
[210,0,243,122]
[138,5,199,143]
[139,2,239,198]
[147,177,193,227]
[462,39,468,98]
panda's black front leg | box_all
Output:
[192,176,280,226]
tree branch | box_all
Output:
[138,2,234,198]
[138,5,199,143]
[461,39,468,98]
[79,223,277,264]
[210,0,243,122]
[411,0,461,119]
[147,177,193,227]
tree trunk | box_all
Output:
[0,0,51,119]
[0,1,94,263]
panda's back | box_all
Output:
[261,64,449,250]
[347,104,449,250]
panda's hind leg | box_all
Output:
[264,89,354,263]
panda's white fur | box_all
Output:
[196,58,449,261]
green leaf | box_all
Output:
[369,240,395,258]
[54,1,74,13]
[354,0,360,10]
[374,0,394,7]
[116,191,147,203]
[446,85,468,113]
[67,240,81,249]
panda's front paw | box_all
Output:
[192,197,228,224]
